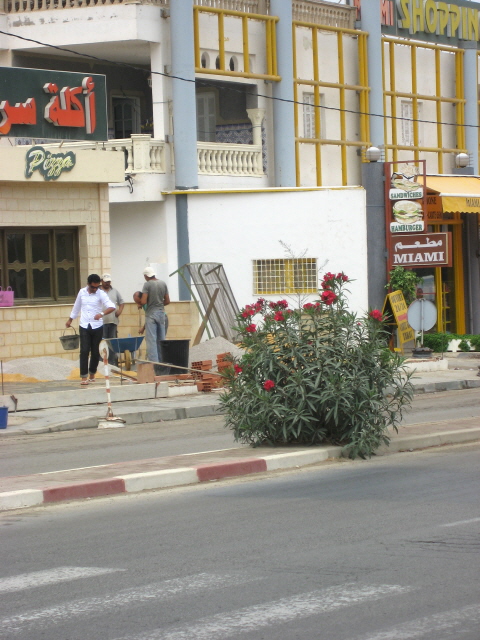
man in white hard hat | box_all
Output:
[137,267,170,369]
[101,274,125,365]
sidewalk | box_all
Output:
[1,358,480,512]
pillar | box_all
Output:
[360,0,384,149]
[463,42,479,175]
[270,0,296,187]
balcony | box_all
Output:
[41,135,263,177]
[4,0,356,29]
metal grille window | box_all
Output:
[253,258,318,295]
[303,92,325,139]
[0,228,79,304]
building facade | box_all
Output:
[1,0,479,360]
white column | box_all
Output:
[150,43,166,141]
[247,108,265,146]
[463,42,479,175]
[360,0,384,149]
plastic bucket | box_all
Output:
[60,328,80,351]
[0,406,8,429]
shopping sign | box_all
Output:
[382,290,415,349]
[0,67,107,141]
[392,232,452,268]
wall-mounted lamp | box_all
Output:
[365,146,382,162]
[147,75,152,88]
[455,152,469,168]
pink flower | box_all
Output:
[274,311,284,321]
[263,379,275,391]
[242,309,255,318]
[234,364,243,374]
[245,324,256,333]
[277,299,289,309]
[369,309,383,321]
[321,290,337,305]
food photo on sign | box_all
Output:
[389,164,425,233]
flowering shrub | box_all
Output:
[220,272,413,459]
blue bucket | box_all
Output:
[0,406,8,429]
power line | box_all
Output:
[0,28,477,131]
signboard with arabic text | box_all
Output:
[392,232,452,268]
[0,67,107,141]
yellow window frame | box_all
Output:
[382,37,466,172]
[253,258,318,295]
[293,21,370,187]
[193,5,280,81]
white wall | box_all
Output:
[109,201,172,302]
[183,187,368,314]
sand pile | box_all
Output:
[188,336,244,368]
[1,357,81,382]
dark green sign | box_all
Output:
[0,67,107,141]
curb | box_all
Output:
[2,431,479,512]
[4,378,480,436]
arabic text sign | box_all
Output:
[0,67,107,141]
[383,290,415,346]
[392,232,452,268]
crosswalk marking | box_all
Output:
[350,603,480,639]
[440,517,480,528]
[0,567,121,594]
[0,572,258,635]
[111,583,413,640]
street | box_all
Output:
[1,388,480,477]
[0,444,479,639]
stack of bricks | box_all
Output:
[216,352,233,382]
[191,360,214,392]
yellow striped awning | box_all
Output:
[418,175,480,214]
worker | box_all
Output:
[136,267,170,372]
[101,274,125,366]
[66,274,115,386]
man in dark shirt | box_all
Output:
[138,267,170,367]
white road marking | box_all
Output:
[112,583,412,640]
[0,572,257,635]
[350,603,480,639]
[440,517,480,528]
[0,567,121,594]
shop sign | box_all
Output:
[386,161,426,234]
[0,67,107,141]
[392,232,452,267]
[425,193,443,221]
[382,290,415,347]
[25,146,76,181]
[350,0,480,47]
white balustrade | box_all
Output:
[197,141,263,176]
[37,136,165,174]
[5,0,355,28]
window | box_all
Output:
[112,97,141,139]
[401,100,423,147]
[196,92,216,142]
[253,259,318,294]
[303,92,325,140]
[0,228,79,304]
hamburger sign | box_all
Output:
[388,163,424,232]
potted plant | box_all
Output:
[386,266,423,306]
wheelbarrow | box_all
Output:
[105,336,144,371]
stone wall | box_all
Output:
[0,301,200,361]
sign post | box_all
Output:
[382,290,415,354]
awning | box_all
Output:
[418,175,480,214]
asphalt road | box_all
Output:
[1,388,480,478]
[0,444,479,639]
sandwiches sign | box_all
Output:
[388,162,425,233]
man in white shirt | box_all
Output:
[66,274,115,386]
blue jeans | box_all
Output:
[144,309,166,364]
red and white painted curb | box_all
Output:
[2,427,479,512]
[0,448,341,512]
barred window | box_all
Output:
[0,228,79,305]
[253,258,318,295]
